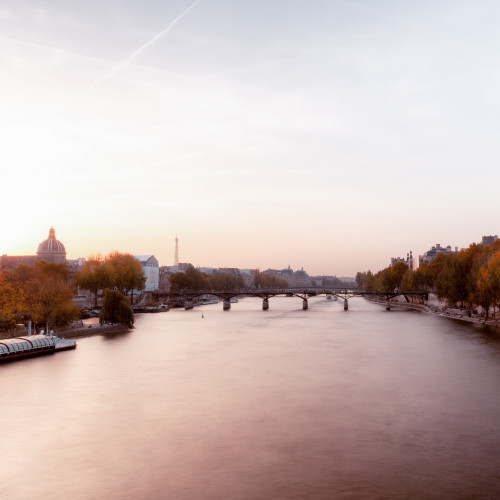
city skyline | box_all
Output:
[1,1,499,276]
[2,226,494,278]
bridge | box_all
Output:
[151,288,429,311]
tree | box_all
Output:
[488,252,500,318]
[355,272,366,288]
[435,254,469,307]
[208,271,244,291]
[364,271,376,292]
[252,270,288,288]
[379,262,408,291]
[0,272,23,329]
[169,270,195,292]
[185,266,209,290]
[99,289,134,328]
[475,251,500,319]
[105,252,146,299]
[412,262,434,289]
[74,254,113,308]
[434,245,486,309]
[253,269,261,287]
[428,252,448,287]
[168,266,218,292]
[401,269,416,291]
[4,262,79,328]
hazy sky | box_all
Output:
[1,0,499,276]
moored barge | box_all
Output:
[0,335,76,362]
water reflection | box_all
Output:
[2,297,500,499]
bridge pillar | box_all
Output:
[303,298,308,310]
[223,299,231,311]
[386,300,391,311]
[262,298,269,310]
[184,300,194,310]
[344,299,348,311]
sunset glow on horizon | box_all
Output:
[1,1,499,276]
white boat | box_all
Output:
[0,334,76,362]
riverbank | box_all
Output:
[365,295,500,329]
[364,294,431,313]
[434,308,500,328]
[0,319,131,340]
[56,322,131,338]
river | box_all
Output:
[2,296,500,499]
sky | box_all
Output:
[1,0,499,276]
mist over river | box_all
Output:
[2,297,500,499]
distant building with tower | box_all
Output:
[1,227,76,270]
[391,251,414,270]
[419,244,458,265]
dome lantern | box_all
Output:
[36,227,66,263]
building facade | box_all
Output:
[135,255,159,292]
[482,235,498,246]
[391,251,414,270]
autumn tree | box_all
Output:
[378,262,408,291]
[356,240,500,313]
[0,271,23,329]
[474,251,500,319]
[433,245,486,310]
[435,255,468,307]
[4,262,79,328]
[74,254,113,308]
[105,252,146,300]
[487,252,500,317]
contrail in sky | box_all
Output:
[83,0,202,94]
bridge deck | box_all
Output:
[152,288,428,301]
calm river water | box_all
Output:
[2,297,500,499]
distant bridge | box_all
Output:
[151,288,429,311]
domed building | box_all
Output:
[36,227,67,263]
[1,227,69,270]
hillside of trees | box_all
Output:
[356,239,500,318]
